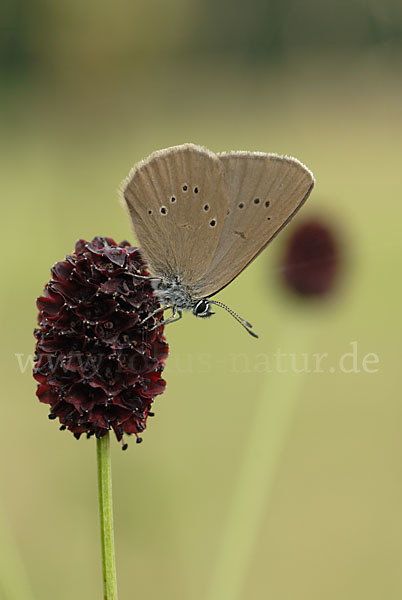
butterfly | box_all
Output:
[121,143,314,337]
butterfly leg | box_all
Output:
[130,272,161,282]
[150,309,182,330]
[140,305,172,325]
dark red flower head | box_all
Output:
[280,219,339,297]
[33,237,168,448]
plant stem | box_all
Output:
[206,322,316,600]
[97,433,118,600]
[0,502,35,600]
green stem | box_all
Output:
[206,322,316,600]
[97,433,118,600]
[0,502,35,600]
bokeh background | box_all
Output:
[1,1,402,599]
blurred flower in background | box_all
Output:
[279,218,341,297]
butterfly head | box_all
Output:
[192,299,215,318]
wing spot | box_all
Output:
[160,206,168,215]
[203,204,209,211]
[238,203,244,209]
[265,200,270,208]
[148,209,153,215]
[170,196,176,203]
[194,186,199,194]
[254,198,260,205]
[182,184,188,191]
[209,219,217,227]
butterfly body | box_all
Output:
[152,277,195,310]
[152,278,214,318]
[122,143,314,336]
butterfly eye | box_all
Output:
[160,207,168,215]
[265,200,270,208]
[182,184,188,191]
[238,203,244,209]
[209,219,216,227]
[193,299,210,317]
[203,204,209,211]
[254,198,260,205]
[148,209,152,215]
[194,186,199,194]
[170,196,176,203]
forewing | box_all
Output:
[122,144,229,285]
[192,152,314,298]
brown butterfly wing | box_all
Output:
[192,152,314,298]
[122,144,230,285]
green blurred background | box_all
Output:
[1,1,402,599]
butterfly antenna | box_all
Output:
[209,300,259,338]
